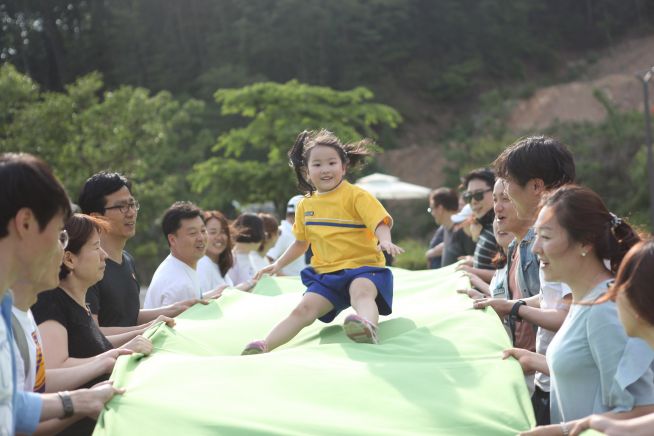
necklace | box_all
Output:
[59,285,92,315]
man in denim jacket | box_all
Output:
[474,136,575,426]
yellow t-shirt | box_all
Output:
[292,180,393,274]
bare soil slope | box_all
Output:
[508,35,654,132]
[380,35,654,189]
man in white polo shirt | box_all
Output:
[144,202,223,309]
[266,195,307,276]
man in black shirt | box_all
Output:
[79,172,203,333]
[428,187,475,268]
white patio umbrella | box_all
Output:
[354,173,431,200]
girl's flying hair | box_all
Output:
[288,129,374,194]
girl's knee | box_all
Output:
[349,278,378,300]
[290,302,319,325]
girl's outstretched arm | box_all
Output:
[255,239,310,279]
[375,224,404,257]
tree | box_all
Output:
[190,80,402,212]
[0,63,212,278]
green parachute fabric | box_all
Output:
[94,265,538,435]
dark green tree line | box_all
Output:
[2,1,652,101]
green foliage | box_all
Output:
[3,1,651,103]
[429,59,483,102]
[393,239,429,271]
[544,107,648,228]
[191,80,402,213]
[443,87,652,230]
[0,65,212,279]
[0,64,39,129]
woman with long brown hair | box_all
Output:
[507,186,654,435]
[569,239,654,435]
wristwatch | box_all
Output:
[58,391,74,419]
[510,300,526,321]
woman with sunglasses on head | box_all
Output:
[511,186,654,436]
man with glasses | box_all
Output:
[473,136,575,426]
[78,172,200,333]
[428,188,476,268]
[456,168,499,283]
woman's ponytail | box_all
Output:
[608,217,641,274]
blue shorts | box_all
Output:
[300,266,393,323]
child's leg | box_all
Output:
[348,278,379,326]
[264,292,334,351]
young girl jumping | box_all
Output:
[242,130,403,354]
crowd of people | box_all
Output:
[2,132,654,435]
[425,136,654,435]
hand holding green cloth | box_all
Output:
[95,266,537,435]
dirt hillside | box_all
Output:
[509,34,654,132]
[380,34,654,188]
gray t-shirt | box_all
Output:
[547,279,654,423]
[441,227,476,267]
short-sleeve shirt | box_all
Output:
[547,279,654,423]
[32,288,113,365]
[441,227,476,267]
[292,181,392,274]
[86,251,140,327]
[428,226,444,269]
[535,271,571,392]
[144,254,202,309]
[2,292,42,436]
[11,307,45,393]
[33,289,110,436]
[226,252,257,285]
[197,255,233,293]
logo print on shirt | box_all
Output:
[32,331,46,393]
[304,211,314,216]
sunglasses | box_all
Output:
[463,189,491,203]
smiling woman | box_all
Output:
[566,240,654,434]
[519,185,654,435]
[31,213,152,435]
[197,210,234,293]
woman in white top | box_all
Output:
[250,213,280,271]
[197,210,257,293]
[197,211,234,291]
[228,213,264,285]
[513,186,654,435]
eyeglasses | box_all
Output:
[463,189,491,203]
[105,200,140,214]
[59,229,69,249]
